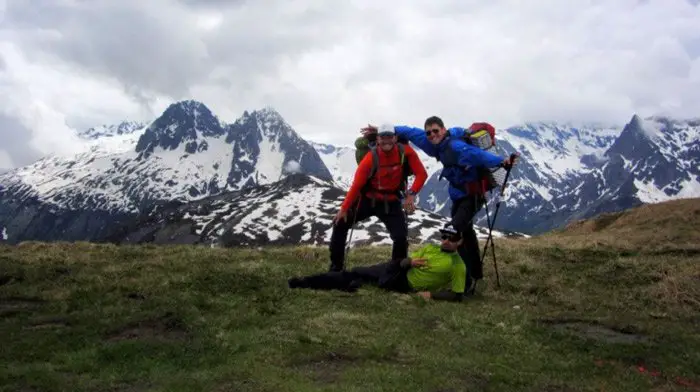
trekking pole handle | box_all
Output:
[499,152,519,197]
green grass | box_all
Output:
[1,240,699,392]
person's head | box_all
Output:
[376,123,397,152]
[438,223,462,252]
[424,116,448,145]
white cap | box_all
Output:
[377,123,395,136]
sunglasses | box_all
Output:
[425,128,440,136]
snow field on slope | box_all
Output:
[149,134,233,194]
[499,124,619,181]
[257,136,285,183]
[11,132,144,210]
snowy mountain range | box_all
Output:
[0,99,697,245]
[0,100,519,245]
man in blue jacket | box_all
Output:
[361,116,516,293]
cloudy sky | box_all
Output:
[1,0,699,169]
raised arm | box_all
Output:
[393,126,438,157]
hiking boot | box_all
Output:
[465,279,478,296]
[328,263,344,273]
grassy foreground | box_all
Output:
[1,224,700,390]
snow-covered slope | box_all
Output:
[107,174,524,247]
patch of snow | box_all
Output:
[674,177,700,199]
[528,180,553,202]
[257,135,285,182]
[634,179,670,203]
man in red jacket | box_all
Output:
[328,124,428,272]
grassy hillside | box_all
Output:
[546,198,700,253]
[1,200,699,391]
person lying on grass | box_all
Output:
[288,223,470,301]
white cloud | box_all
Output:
[284,160,302,174]
[0,0,699,168]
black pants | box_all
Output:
[329,196,408,271]
[289,261,412,293]
[450,194,486,285]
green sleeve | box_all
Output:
[451,257,467,294]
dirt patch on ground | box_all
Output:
[541,318,648,344]
[105,312,190,342]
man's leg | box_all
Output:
[289,262,391,292]
[450,195,485,289]
[288,271,358,291]
[328,198,374,271]
[347,262,390,285]
[349,261,412,294]
[375,200,409,262]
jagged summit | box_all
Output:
[135,100,227,157]
[233,106,293,139]
[165,99,220,120]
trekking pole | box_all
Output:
[480,153,518,288]
[480,196,499,287]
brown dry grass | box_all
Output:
[537,198,700,253]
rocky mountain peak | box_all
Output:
[134,100,227,158]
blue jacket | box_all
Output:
[394,125,504,201]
